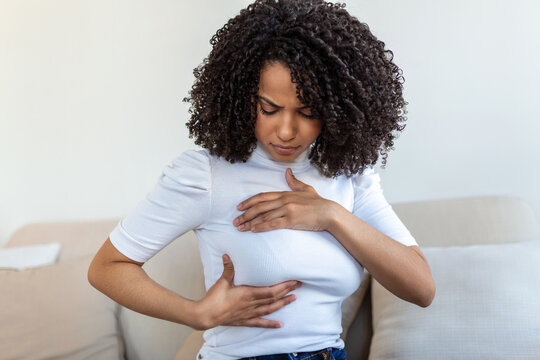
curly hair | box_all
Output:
[183,0,407,179]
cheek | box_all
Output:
[253,116,261,134]
[253,117,266,141]
[254,115,271,135]
[301,121,323,139]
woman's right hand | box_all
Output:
[193,254,302,331]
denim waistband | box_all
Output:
[238,346,347,360]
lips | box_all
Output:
[272,144,299,155]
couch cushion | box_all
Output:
[119,230,206,360]
[174,330,206,360]
[0,254,123,359]
[369,239,540,359]
[340,268,370,341]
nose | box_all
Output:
[276,114,297,142]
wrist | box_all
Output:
[324,200,342,233]
[183,298,210,331]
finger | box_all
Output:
[286,168,316,191]
[237,191,285,211]
[243,207,287,231]
[252,283,301,306]
[246,280,301,301]
[233,317,283,329]
[248,280,301,307]
[236,199,285,227]
[252,293,297,317]
[251,216,289,233]
[220,254,235,283]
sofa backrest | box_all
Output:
[5,219,120,262]
[392,195,540,247]
[344,195,540,359]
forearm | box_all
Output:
[326,201,433,307]
[88,261,202,329]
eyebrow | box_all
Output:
[258,95,310,110]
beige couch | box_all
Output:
[1,195,539,359]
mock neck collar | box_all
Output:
[251,140,311,171]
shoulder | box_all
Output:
[351,165,378,185]
[170,148,211,168]
[163,148,212,188]
[349,165,382,201]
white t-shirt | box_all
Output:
[109,140,418,359]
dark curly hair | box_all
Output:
[183,0,407,179]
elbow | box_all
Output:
[418,279,436,308]
[87,263,95,288]
[87,257,100,289]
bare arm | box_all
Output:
[87,238,205,330]
[230,169,435,307]
[88,238,300,330]
[326,202,436,307]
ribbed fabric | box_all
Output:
[109,140,417,359]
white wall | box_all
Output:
[346,0,540,208]
[1,0,539,246]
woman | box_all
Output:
[88,1,435,359]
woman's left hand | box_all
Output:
[233,168,336,233]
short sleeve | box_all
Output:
[109,149,212,263]
[352,166,418,247]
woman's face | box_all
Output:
[254,61,323,162]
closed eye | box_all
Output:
[259,107,316,119]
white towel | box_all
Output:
[0,243,62,271]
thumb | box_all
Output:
[285,168,306,190]
[221,254,235,283]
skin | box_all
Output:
[234,61,436,307]
[253,61,323,162]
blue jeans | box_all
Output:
[239,347,347,360]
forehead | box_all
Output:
[258,62,308,105]
[259,62,296,90]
